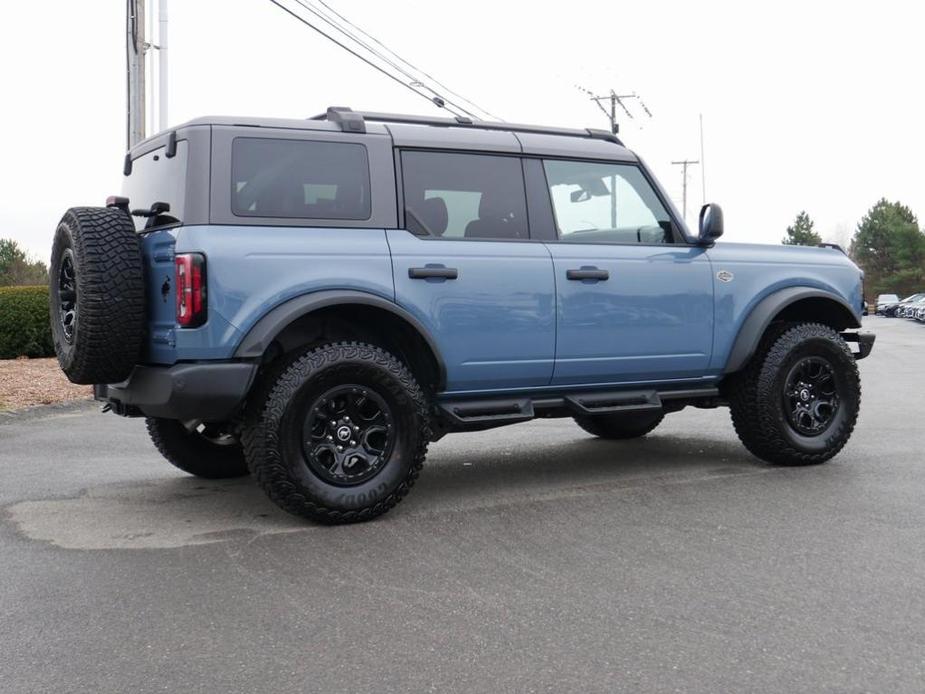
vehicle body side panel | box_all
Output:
[707,242,864,373]
[169,225,395,361]
[387,229,556,392]
[546,243,715,384]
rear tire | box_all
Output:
[146,418,249,479]
[726,322,860,466]
[242,342,430,524]
[574,411,664,439]
[49,207,145,384]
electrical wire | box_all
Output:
[288,0,475,119]
[268,0,466,117]
[312,0,502,121]
[268,0,497,121]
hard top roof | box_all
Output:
[147,108,638,162]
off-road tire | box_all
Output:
[146,418,249,479]
[726,322,860,466]
[242,342,430,524]
[49,207,145,384]
[574,411,665,439]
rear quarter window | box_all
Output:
[231,138,371,220]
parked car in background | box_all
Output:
[876,294,900,315]
[902,297,925,319]
[882,293,924,317]
[915,304,925,322]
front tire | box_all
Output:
[242,342,430,524]
[727,322,860,466]
[146,418,249,479]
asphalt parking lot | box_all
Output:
[1,315,922,693]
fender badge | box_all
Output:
[716,270,734,283]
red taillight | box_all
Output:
[175,253,206,327]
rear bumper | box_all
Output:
[94,362,258,421]
[841,331,875,360]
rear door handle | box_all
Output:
[408,265,458,280]
[566,267,609,281]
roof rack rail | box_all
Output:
[310,107,624,146]
[818,242,847,255]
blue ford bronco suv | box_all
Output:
[50,107,874,524]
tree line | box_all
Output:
[0,239,48,287]
[783,200,925,300]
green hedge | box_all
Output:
[0,285,54,359]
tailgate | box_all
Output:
[140,228,178,364]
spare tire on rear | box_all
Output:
[49,207,146,384]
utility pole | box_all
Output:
[158,0,168,132]
[127,0,146,148]
[671,159,700,222]
[578,87,653,228]
[699,113,706,206]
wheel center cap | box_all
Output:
[800,389,811,402]
[336,425,352,442]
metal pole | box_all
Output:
[699,114,706,205]
[671,159,700,222]
[158,0,168,131]
[609,93,617,228]
[127,0,146,148]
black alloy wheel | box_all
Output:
[57,249,78,344]
[782,357,840,436]
[302,385,395,486]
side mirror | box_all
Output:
[698,203,724,245]
[570,189,591,203]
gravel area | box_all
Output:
[0,358,91,410]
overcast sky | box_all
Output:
[1,0,922,261]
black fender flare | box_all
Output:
[233,290,447,389]
[724,287,861,373]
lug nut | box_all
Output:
[350,440,356,446]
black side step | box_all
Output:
[437,387,720,432]
[440,398,535,429]
[565,390,662,415]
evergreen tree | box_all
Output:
[849,199,925,298]
[782,210,822,246]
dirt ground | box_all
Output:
[0,358,91,410]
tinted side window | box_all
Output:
[231,138,370,220]
[401,151,528,240]
[543,160,673,245]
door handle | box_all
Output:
[566,267,609,281]
[408,265,458,280]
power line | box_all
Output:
[312,0,501,121]
[290,0,475,118]
[268,0,494,121]
[267,0,464,117]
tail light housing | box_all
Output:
[175,253,207,327]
